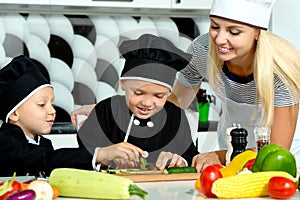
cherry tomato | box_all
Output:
[268,176,296,199]
[200,164,223,198]
[0,180,22,200]
[243,158,255,170]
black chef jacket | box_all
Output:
[0,123,94,177]
[78,95,199,166]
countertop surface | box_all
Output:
[1,176,299,200]
[52,180,300,200]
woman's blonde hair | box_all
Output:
[207,30,300,127]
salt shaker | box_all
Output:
[254,127,270,153]
[230,124,248,161]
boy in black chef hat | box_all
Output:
[0,55,119,176]
[78,34,199,170]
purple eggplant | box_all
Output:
[6,189,36,200]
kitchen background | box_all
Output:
[0,9,217,125]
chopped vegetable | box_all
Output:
[139,157,156,170]
[163,167,197,174]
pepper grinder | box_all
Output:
[226,123,237,165]
[230,124,248,161]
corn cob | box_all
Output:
[48,168,148,199]
[211,171,295,198]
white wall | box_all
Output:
[272,0,300,51]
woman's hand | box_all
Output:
[156,151,186,170]
[70,104,96,127]
[96,142,145,167]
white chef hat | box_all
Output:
[210,0,276,29]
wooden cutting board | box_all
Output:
[116,171,200,182]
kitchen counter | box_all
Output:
[56,179,300,200]
[1,177,299,200]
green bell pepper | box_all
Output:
[251,144,297,177]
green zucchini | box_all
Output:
[163,166,197,174]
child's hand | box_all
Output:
[156,151,186,170]
[111,158,134,168]
[96,142,144,166]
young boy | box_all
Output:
[0,55,120,177]
[78,34,199,170]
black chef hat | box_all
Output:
[119,34,192,90]
[0,55,52,123]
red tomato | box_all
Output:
[268,176,296,199]
[243,158,255,170]
[0,180,22,200]
[200,164,223,198]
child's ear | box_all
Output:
[8,111,19,122]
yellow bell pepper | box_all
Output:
[219,150,257,177]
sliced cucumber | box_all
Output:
[163,167,197,174]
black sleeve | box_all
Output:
[0,128,93,177]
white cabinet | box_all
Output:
[0,0,48,4]
[171,0,212,9]
[50,0,170,8]
[271,0,300,51]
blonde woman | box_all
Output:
[169,0,300,171]
[71,0,300,172]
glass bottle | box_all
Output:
[254,127,270,153]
